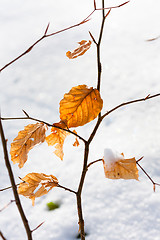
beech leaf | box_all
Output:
[73,130,80,147]
[60,85,103,128]
[45,122,69,160]
[18,173,58,205]
[66,40,92,59]
[103,149,139,180]
[10,123,48,168]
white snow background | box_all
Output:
[1,0,160,239]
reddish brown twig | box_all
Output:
[31,222,45,233]
[101,93,160,120]
[0,110,86,143]
[0,1,129,72]
[136,158,160,192]
[146,35,160,42]
[0,200,15,212]
[0,118,33,240]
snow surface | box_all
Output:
[1,0,160,239]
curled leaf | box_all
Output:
[66,40,92,59]
[18,173,58,205]
[10,123,48,168]
[46,122,69,160]
[60,85,103,128]
[72,130,80,147]
[103,149,139,180]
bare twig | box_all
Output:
[0,110,86,143]
[0,231,7,240]
[101,93,160,120]
[146,35,160,42]
[0,20,88,72]
[57,184,77,194]
[31,222,45,233]
[76,142,89,240]
[0,118,33,240]
[0,1,129,72]
[0,184,20,192]
[136,158,160,192]
[87,159,103,168]
[0,200,15,212]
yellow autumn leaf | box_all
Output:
[103,149,139,180]
[10,123,48,168]
[66,40,92,59]
[18,173,58,205]
[45,121,69,160]
[60,85,103,128]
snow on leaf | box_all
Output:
[60,85,103,128]
[45,121,69,160]
[10,123,48,168]
[66,40,92,59]
[103,149,139,180]
[18,173,58,206]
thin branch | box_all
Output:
[76,142,90,240]
[0,200,15,212]
[96,1,130,11]
[0,20,88,72]
[31,222,45,233]
[0,231,7,240]
[146,35,160,42]
[87,159,103,168]
[101,93,160,120]
[0,111,86,143]
[0,183,20,192]
[57,184,77,194]
[0,118,33,240]
[136,159,160,192]
[0,1,129,72]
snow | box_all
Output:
[1,0,160,239]
[103,148,124,170]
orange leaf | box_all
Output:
[103,149,139,180]
[45,122,69,160]
[60,85,103,128]
[73,130,80,147]
[73,138,79,147]
[10,123,48,168]
[18,173,58,205]
[66,40,92,59]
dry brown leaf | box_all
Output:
[66,40,92,59]
[103,153,139,180]
[18,173,58,205]
[73,138,79,147]
[45,122,69,160]
[72,130,80,147]
[60,85,103,128]
[10,123,48,168]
